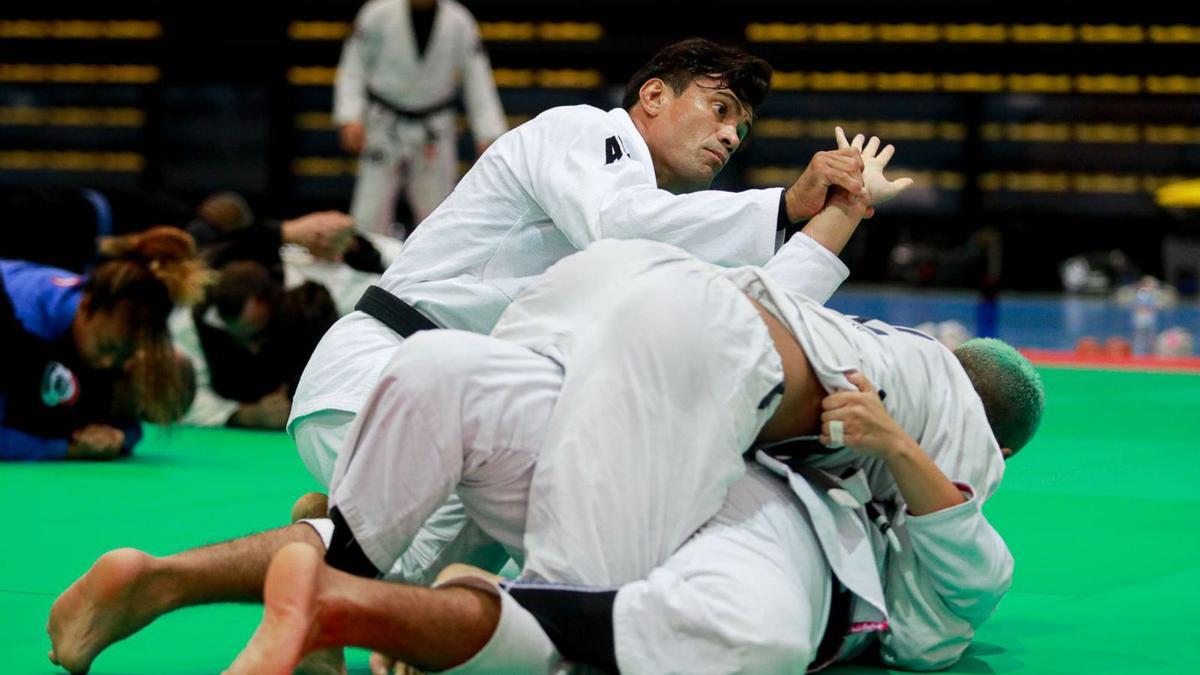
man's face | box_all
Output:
[644,77,752,193]
[225,297,272,349]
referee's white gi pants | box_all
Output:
[350,107,458,237]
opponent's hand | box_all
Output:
[784,148,866,223]
[339,121,366,155]
[68,424,125,460]
[819,371,912,460]
[835,127,914,208]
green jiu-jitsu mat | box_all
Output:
[2,367,1198,674]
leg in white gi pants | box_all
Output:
[611,464,832,674]
[328,242,783,583]
[320,241,828,672]
[350,109,456,237]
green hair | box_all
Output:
[953,338,1046,455]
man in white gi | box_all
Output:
[299,36,877,580]
[44,121,890,674]
[336,0,507,237]
[214,185,1039,672]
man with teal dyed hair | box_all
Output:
[954,337,1045,457]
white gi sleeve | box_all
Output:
[168,310,240,427]
[763,232,850,304]
[878,484,1014,671]
[460,22,506,144]
[332,1,380,125]
[526,108,780,268]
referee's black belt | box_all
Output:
[355,286,438,338]
[366,88,456,121]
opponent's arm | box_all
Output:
[766,131,913,303]
[820,371,965,514]
[821,372,1012,668]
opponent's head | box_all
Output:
[624,38,772,193]
[954,338,1045,458]
[210,260,280,349]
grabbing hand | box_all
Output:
[835,127,914,209]
[68,424,126,460]
[784,147,866,223]
[819,371,912,460]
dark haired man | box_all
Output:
[290,38,881,584]
[171,261,339,430]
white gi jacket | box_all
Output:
[334,0,505,143]
[292,104,805,427]
[725,267,1014,670]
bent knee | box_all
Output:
[639,572,820,673]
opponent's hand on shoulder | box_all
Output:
[819,371,911,460]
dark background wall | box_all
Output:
[2,1,1198,291]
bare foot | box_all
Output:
[290,492,343,675]
[290,492,329,523]
[435,563,502,586]
[294,647,346,675]
[224,543,322,675]
[47,548,167,673]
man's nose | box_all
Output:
[719,124,740,152]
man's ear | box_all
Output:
[638,78,667,117]
[1001,446,1013,459]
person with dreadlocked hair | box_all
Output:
[0,226,210,460]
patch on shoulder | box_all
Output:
[42,362,80,407]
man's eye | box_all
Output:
[715,102,727,116]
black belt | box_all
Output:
[812,577,853,669]
[366,88,456,121]
[355,286,438,338]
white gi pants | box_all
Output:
[328,330,558,567]
[330,240,783,582]
[612,464,832,674]
[351,106,458,237]
[326,331,830,673]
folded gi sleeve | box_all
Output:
[878,485,1014,670]
[762,232,850,304]
[525,108,780,268]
